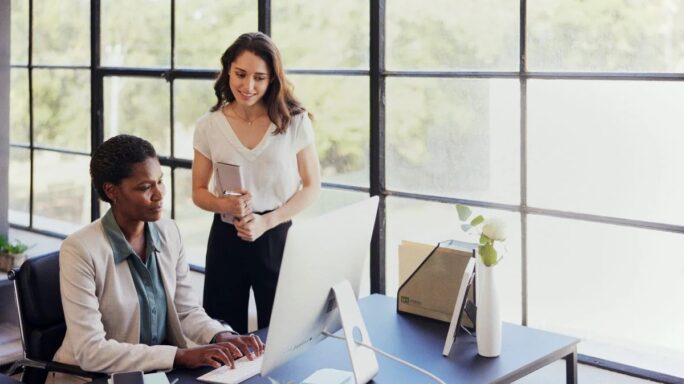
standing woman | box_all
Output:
[192,32,321,334]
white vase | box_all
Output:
[476,257,502,357]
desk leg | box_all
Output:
[564,350,578,384]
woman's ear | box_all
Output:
[103,182,117,204]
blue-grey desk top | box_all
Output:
[0,373,20,384]
[153,294,579,384]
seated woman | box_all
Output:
[50,134,263,382]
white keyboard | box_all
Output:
[196,355,263,384]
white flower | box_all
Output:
[456,204,507,266]
[482,218,507,241]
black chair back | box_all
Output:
[9,251,64,384]
[12,252,65,362]
[8,251,103,383]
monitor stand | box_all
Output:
[318,280,379,384]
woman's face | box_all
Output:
[228,51,271,108]
[106,157,165,223]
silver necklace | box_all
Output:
[230,105,265,126]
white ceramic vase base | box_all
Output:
[476,258,502,357]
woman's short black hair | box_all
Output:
[90,134,157,203]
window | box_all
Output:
[8,1,684,379]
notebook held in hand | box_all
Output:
[214,162,244,224]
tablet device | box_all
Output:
[214,162,243,223]
[111,371,144,384]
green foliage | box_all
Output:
[470,215,484,226]
[455,204,503,267]
[527,0,684,71]
[10,0,684,237]
[456,204,472,221]
[478,242,498,266]
[0,235,31,255]
[33,69,91,151]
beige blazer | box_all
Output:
[53,217,228,374]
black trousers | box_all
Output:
[203,213,291,334]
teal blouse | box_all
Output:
[102,210,168,346]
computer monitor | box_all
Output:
[261,196,380,383]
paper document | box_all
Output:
[197,356,263,384]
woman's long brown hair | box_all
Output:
[211,32,308,134]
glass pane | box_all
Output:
[10,69,29,144]
[386,78,520,204]
[528,215,684,377]
[528,80,684,225]
[174,168,210,267]
[174,79,215,159]
[33,69,91,152]
[33,151,90,234]
[8,148,30,226]
[272,0,369,69]
[528,0,684,72]
[386,0,518,70]
[11,0,28,65]
[386,197,522,323]
[33,0,90,65]
[104,77,170,156]
[175,0,257,68]
[101,0,170,67]
[290,75,369,187]
[161,165,173,219]
[300,189,369,219]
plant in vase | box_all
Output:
[0,235,32,272]
[456,204,506,357]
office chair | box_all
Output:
[6,251,105,384]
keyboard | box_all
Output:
[196,355,263,384]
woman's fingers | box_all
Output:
[238,214,255,225]
[209,345,234,368]
[217,341,243,358]
[230,339,255,360]
[247,334,265,356]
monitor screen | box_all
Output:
[260,196,379,377]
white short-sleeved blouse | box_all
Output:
[193,107,314,213]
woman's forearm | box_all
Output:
[192,187,224,213]
[265,182,320,229]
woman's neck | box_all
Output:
[111,209,145,243]
[230,102,267,121]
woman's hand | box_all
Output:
[234,213,271,242]
[219,190,252,218]
[174,343,240,369]
[214,332,265,359]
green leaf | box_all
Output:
[0,236,30,254]
[479,233,491,245]
[461,224,472,232]
[456,204,471,221]
[470,215,484,226]
[478,243,498,266]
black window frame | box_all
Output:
[7,1,684,382]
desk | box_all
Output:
[0,373,20,384]
[150,295,579,384]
